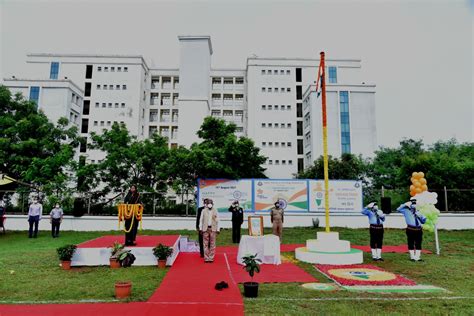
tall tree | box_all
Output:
[0,86,79,197]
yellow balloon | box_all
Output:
[412,180,421,187]
[412,172,418,178]
[421,184,428,191]
[419,178,427,185]
[415,187,422,194]
[419,172,425,178]
[410,185,415,191]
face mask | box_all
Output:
[55,205,60,208]
[275,204,280,208]
[207,204,213,209]
[33,200,38,204]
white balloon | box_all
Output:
[414,191,438,206]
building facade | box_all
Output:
[2,36,376,179]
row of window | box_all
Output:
[69,112,79,124]
[93,120,125,127]
[261,105,292,111]
[261,69,291,75]
[262,141,292,147]
[97,66,128,72]
[96,84,127,90]
[261,87,291,93]
[340,91,351,153]
[212,77,244,85]
[95,102,126,108]
[261,123,292,128]
[211,94,244,100]
[266,159,293,165]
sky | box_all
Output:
[1,0,473,148]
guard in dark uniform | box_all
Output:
[124,185,141,246]
[196,198,208,257]
[229,200,244,243]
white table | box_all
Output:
[237,235,281,265]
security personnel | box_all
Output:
[361,202,386,261]
[397,198,427,261]
[196,198,208,257]
[270,201,284,242]
[228,200,244,243]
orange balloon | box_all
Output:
[412,180,421,187]
[415,187,422,194]
[419,178,427,185]
[410,185,415,191]
[421,184,428,191]
[412,172,418,178]
[410,191,416,197]
[411,177,416,184]
[419,172,425,178]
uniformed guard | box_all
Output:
[397,198,427,261]
[361,202,386,261]
[228,200,244,243]
[270,201,284,242]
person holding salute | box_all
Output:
[361,202,386,261]
[228,200,244,243]
[397,198,427,261]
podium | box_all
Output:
[295,232,363,265]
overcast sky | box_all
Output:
[1,0,472,148]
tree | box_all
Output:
[88,123,170,195]
[0,86,79,200]
[297,153,368,181]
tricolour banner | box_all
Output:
[254,179,308,212]
[309,180,363,212]
[197,179,252,213]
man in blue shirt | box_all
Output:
[397,198,427,261]
[361,202,386,261]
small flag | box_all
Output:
[315,63,324,98]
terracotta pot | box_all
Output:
[115,281,132,299]
[158,259,167,268]
[110,258,121,269]
[61,261,71,270]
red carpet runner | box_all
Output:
[148,253,244,315]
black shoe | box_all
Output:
[372,258,378,261]
[378,258,384,262]
[410,259,415,262]
[220,281,228,289]
[215,282,223,291]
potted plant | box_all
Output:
[56,244,77,270]
[152,243,173,268]
[115,281,132,299]
[109,242,124,269]
[117,249,136,268]
[242,254,261,298]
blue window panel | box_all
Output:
[339,91,350,154]
[29,86,40,106]
[50,62,59,79]
[328,66,337,83]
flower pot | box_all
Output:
[110,258,121,269]
[115,281,132,299]
[158,259,167,268]
[243,282,259,298]
[61,261,71,270]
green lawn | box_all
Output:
[0,227,473,315]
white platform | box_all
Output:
[295,231,363,265]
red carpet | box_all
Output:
[77,235,180,248]
[148,253,243,315]
[316,264,417,286]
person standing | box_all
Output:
[196,198,208,258]
[228,200,244,243]
[28,198,43,238]
[0,200,6,233]
[50,203,64,238]
[199,199,220,263]
[270,201,284,242]
[397,198,427,261]
[124,185,141,246]
[361,202,386,261]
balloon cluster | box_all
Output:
[410,172,428,197]
[414,191,440,232]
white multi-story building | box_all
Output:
[2,35,376,179]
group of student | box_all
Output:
[362,198,427,262]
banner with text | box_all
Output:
[197,179,253,213]
[254,179,308,212]
[309,180,363,212]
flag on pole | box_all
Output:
[315,63,324,98]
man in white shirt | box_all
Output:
[50,203,64,238]
[199,199,220,263]
[28,198,43,238]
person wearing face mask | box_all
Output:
[28,198,43,238]
[361,202,386,261]
[199,199,220,262]
[397,198,427,261]
[123,185,141,246]
[270,200,284,242]
[50,203,64,238]
[196,198,209,257]
[228,200,244,243]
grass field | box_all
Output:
[0,227,473,315]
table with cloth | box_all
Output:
[237,234,281,265]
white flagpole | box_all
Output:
[434,223,440,255]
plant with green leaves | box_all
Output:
[109,242,125,259]
[117,249,136,267]
[152,243,173,260]
[242,254,261,283]
[56,244,77,261]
